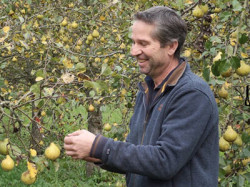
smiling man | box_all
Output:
[64,6,219,187]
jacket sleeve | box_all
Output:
[91,89,215,180]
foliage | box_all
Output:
[0,0,249,186]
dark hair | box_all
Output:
[134,6,187,59]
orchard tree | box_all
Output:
[0,0,249,186]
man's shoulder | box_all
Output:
[177,69,216,101]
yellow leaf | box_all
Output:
[1,88,8,94]
[35,77,44,82]
[230,38,237,46]
[4,80,8,86]
[213,52,222,62]
[3,26,10,33]
[63,59,74,68]
[61,73,74,84]
[241,52,248,59]
[20,40,30,50]
[0,36,7,42]
[99,15,105,21]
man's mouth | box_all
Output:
[138,59,148,63]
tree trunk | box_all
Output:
[30,102,42,153]
[86,104,102,177]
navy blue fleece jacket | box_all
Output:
[90,61,219,187]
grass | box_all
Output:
[0,156,125,186]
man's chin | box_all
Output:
[139,68,149,75]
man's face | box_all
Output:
[130,21,170,79]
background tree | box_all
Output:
[0,0,249,186]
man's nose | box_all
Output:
[130,44,142,56]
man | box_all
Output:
[64,6,219,187]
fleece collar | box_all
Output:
[140,60,187,95]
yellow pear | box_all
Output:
[12,56,18,62]
[242,158,250,166]
[45,142,60,160]
[213,7,222,13]
[61,18,68,26]
[100,37,105,42]
[103,123,112,131]
[88,104,95,112]
[223,165,232,175]
[219,137,230,152]
[200,4,209,14]
[71,21,78,29]
[8,10,15,16]
[92,29,99,38]
[77,39,83,46]
[223,126,237,142]
[236,61,250,76]
[192,5,204,18]
[233,134,243,146]
[37,14,43,19]
[41,111,46,117]
[21,170,36,185]
[183,49,191,57]
[0,138,9,155]
[1,155,14,171]
[218,86,228,99]
[87,34,93,41]
[221,67,232,77]
[68,3,74,8]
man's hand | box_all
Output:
[64,130,96,159]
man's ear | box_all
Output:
[167,41,178,56]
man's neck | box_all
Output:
[153,58,179,88]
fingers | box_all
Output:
[67,129,85,136]
[64,136,73,144]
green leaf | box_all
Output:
[210,36,221,43]
[18,16,24,23]
[230,56,241,69]
[232,0,242,11]
[101,63,112,76]
[241,147,250,157]
[205,41,212,50]
[219,11,231,22]
[36,69,45,78]
[202,66,210,82]
[237,175,245,187]
[37,100,44,109]
[9,145,22,158]
[75,63,86,72]
[242,132,250,144]
[226,45,234,57]
[30,83,40,94]
[211,60,226,76]
[239,33,248,44]
[0,78,4,87]
[220,60,231,73]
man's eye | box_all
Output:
[140,42,147,46]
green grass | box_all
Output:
[0,156,125,187]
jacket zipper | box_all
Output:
[140,88,167,145]
[140,113,149,145]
